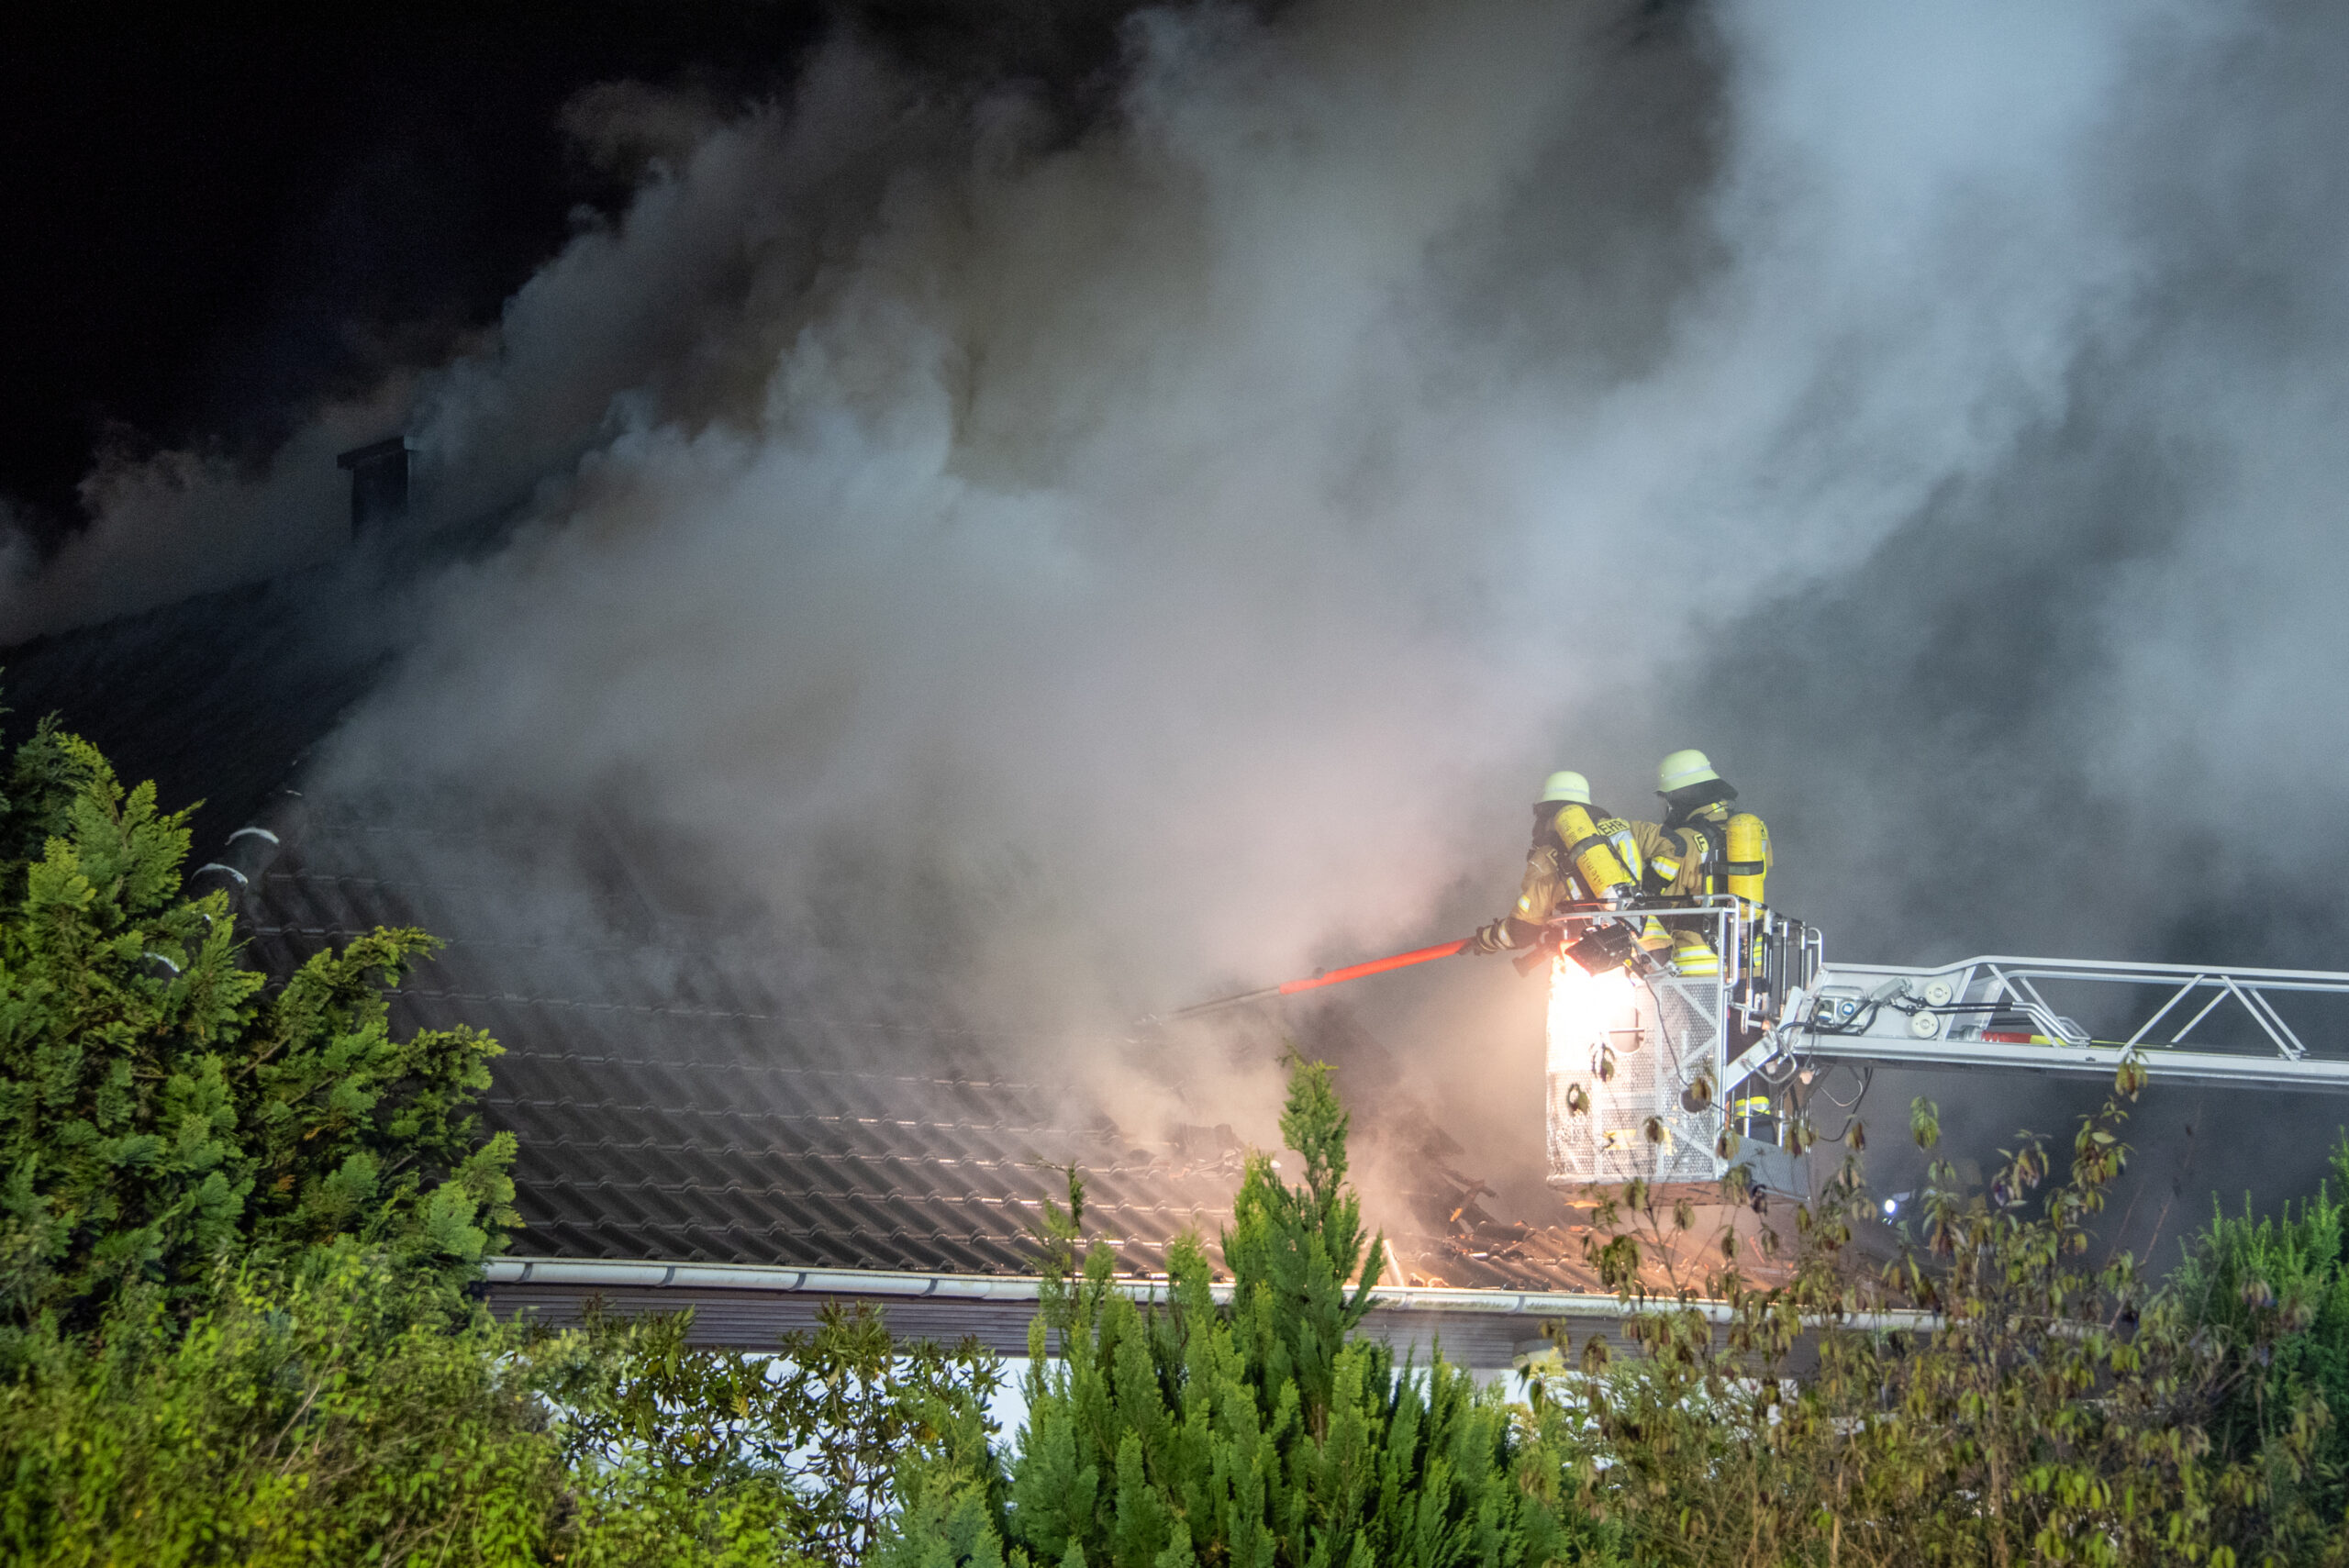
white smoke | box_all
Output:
[1667,0,2349,980]
[13,0,2343,1059]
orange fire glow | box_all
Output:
[1545,951,1637,1069]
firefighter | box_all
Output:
[1470,770,1642,955]
[1629,750,1771,977]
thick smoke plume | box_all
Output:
[12,0,2349,1236]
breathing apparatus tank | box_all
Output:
[1555,803,1638,904]
[1724,813,1770,903]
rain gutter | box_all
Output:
[483,1256,1937,1332]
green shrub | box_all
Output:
[550,1298,1003,1567]
[0,1248,570,1565]
[2169,1137,2349,1562]
[1545,1059,2347,1568]
[882,1058,1619,1568]
[0,1247,1007,1567]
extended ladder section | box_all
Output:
[1541,902,2349,1197]
[1798,956,2349,1089]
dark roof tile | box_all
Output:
[2,571,1627,1292]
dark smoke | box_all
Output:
[10,0,2349,1261]
[1666,0,2349,1261]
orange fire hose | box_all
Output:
[1157,937,1475,1022]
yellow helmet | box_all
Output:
[1538,769,1592,806]
[1657,750,1721,794]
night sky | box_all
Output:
[0,2,1130,551]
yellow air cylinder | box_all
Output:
[1555,804,1637,903]
[1724,812,1770,903]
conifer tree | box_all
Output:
[883,1057,1606,1567]
[0,720,516,1350]
[2169,1135,2349,1560]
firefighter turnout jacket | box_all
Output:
[1630,804,1770,976]
[1477,802,1643,952]
[1631,805,1771,900]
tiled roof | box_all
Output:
[15,570,1783,1302]
[224,787,1715,1293]
[2,564,393,851]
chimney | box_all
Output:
[335,435,416,537]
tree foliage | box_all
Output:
[551,1298,1003,1567]
[884,1057,1611,1568]
[1548,1057,2349,1568]
[0,1247,1003,1567]
[0,1251,570,1566]
[0,722,516,1349]
[2169,1136,2349,1562]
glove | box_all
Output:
[1471,918,1515,954]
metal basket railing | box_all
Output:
[1542,897,1819,1188]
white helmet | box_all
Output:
[1538,770,1592,806]
[1656,750,1721,794]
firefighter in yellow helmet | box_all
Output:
[1628,750,1771,977]
[1470,770,1644,955]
